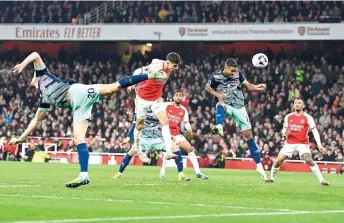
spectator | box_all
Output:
[261,152,273,171]
[199,153,211,168]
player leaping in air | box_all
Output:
[160,90,208,179]
[270,98,330,186]
[10,52,168,188]
[131,53,181,162]
[206,58,270,182]
[114,108,192,181]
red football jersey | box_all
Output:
[135,59,171,101]
[261,158,273,170]
[165,102,189,136]
[283,112,316,144]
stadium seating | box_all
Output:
[0,1,342,24]
[0,47,343,162]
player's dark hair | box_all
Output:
[295,97,305,104]
[225,58,238,68]
[166,52,181,64]
[173,89,183,96]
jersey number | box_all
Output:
[87,88,96,99]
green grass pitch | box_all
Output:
[0,162,344,223]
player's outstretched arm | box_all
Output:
[205,83,227,100]
[243,81,266,91]
[12,52,45,74]
[120,119,136,149]
[10,109,48,145]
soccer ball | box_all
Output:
[252,53,268,68]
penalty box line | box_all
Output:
[4,210,344,223]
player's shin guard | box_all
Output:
[188,151,200,174]
[119,153,132,173]
[161,125,172,155]
[118,74,148,88]
[76,143,89,176]
[174,151,183,173]
[270,166,280,181]
[133,129,142,153]
[310,163,324,183]
[247,138,267,179]
[160,153,168,178]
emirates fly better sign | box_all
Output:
[0,23,342,41]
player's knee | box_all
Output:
[129,149,135,156]
[135,121,144,131]
[302,154,314,165]
[183,145,193,153]
[100,83,120,96]
[73,136,85,145]
[216,102,224,107]
[242,130,252,140]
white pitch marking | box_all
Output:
[4,210,344,223]
[0,193,291,212]
[0,185,41,188]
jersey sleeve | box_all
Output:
[38,97,51,111]
[206,76,219,90]
[182,107,189,123]
[282,114,289,136]
[238,70,247,85]
[306,114,316,130]
[34,65,48,77]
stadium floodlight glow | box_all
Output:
[146,43,152,47]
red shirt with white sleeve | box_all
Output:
[283,112,316,144]
[165,102,189,136]
[135,59,171,101]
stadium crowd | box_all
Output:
[0,47,343,163]
[0,46,344,161]
[0,1,343,24]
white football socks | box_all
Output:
[256,163,267,179]
[270,166,279,181]
[133,128,142,153]
[161,125,172,155]
[310,163,324,183]
[188,151,201,174]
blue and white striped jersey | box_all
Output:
[207,69,247,108]
[36,67,76,111]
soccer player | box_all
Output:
[206,58,270,182]
[10,52,168,188]
[270,98,330,186]
[160,90,208,179]
[131,53,181,162]
[114,109,191,181]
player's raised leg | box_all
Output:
[301,152,329,186]
[178,138,208,179]
[212,102,225,138]
[98,72,168,97]
[65,120,90,188]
